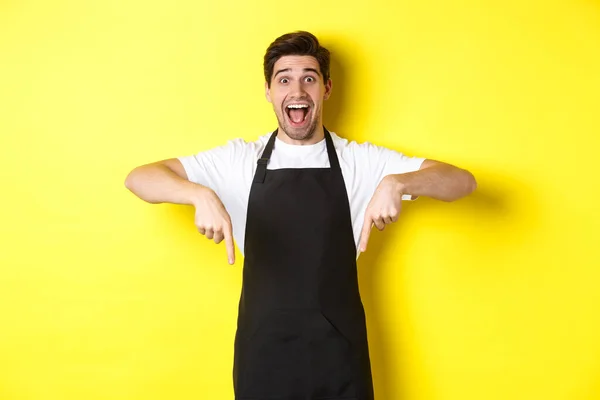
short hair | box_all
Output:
[263,31,330,87]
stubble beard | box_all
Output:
[276,106,320,142]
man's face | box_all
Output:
[266,55,332,142]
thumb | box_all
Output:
[359,214,373,253]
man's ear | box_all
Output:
[265,81,272,103]
[323,78,333,100]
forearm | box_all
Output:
[125,163,207,205]
[391,162,477,202]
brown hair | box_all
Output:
[263,31,330,87]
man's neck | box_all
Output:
[277,125,325,146]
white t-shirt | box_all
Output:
[178,131,425,256]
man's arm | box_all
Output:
[124,158,207,205]
[391,159,477,202]
[359,159,476,252]
[124,159,236,264]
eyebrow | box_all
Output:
[273,68,321,79]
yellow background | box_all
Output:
[1,0,599,399]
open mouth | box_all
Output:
[285,103,311,127]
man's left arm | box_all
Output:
[359,159,477,252]
[393,159,477,202]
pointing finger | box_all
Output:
[224,221,235,265]
[359,216,373,253]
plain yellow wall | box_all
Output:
[1,0,599,399]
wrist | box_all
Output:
[390,174,408,195]
[187,183,211,207]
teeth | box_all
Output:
[287,104,309,109]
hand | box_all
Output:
[192,187,235,265]
[359,175,404,253]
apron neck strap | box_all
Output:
[323,127,340,171]
[254,127,338,184]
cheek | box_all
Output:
[270,92,284,107]
[310,87,325,101]
[273,97,284,111]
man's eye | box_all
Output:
[305,77,315,83]
[280,78,289,84]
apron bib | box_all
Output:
[233,128,374,400]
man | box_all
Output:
[125,31,476,400]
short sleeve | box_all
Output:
[365,143,426,201]
[177,139,249,196]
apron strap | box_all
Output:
[253,127,339,183]
[323,127,341,172]
[253,129,278,184]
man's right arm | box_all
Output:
[124,158,236,264]
[124,158,208,206]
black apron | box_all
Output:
[233,128,374,400]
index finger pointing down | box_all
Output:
[224,223,235,265]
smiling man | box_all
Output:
[268,55,330,143]
[125,31,476,400]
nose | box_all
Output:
[290,79,306,97]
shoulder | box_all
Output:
[219,132,271,152]
[178,132,273,173]
[192,132,272,160]
[330,131,425,174]
[329,131,387,161]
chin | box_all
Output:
[278,117,319,142]
[284,127,315,141]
